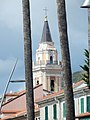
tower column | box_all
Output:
[47,76,50,91]
[55,76,59,92]
[43,73,47,90]
[58,76,61,91]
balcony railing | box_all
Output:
[35,60,59,66]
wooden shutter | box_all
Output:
[53,104,57,119]
[45,106,48,120]
[81,98,84,113]
[87,96,90,112]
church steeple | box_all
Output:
[40,16,52,43]
[33,15,62,92]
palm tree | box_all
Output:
[80,49,90,88]
[22,0,34,120]
[56,0,75,119]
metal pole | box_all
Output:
[0,58,18,111]
[10,80,25,83]
[88,8,90,82]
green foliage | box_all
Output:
[72,71,84,83]
[80,49,90,89]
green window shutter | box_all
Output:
[53,104,57,119]
[80,98,84,113]
[45,106,48,120]
[87,96,90,112]
[63,103,66,118]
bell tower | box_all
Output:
[33,16,62,92]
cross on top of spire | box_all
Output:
[41,8,52,43]
[43,7,48,16]
[43,7,48,21]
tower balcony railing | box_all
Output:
[34,60,61,66]
[47,60,58,65]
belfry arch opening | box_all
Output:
[50,80,54,91]
[50,56,53,64]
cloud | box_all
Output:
[0,0,22,30]
[0,0,88,93]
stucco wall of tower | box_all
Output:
[33,71,44,87]
[36,43,58,65]
[33,64,62,91]
[55,76,59,92]
[43,72,48,90]
[47,76,50,91]
[43,75,62,92]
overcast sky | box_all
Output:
[0,0,88,95]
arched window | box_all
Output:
[36,80,39,85]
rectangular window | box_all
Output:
[63,103,66,118]
[80,98,84,113]
[87,96,90,112]
[45,106,48,120]
[53,104,57,120]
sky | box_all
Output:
[0,0,88,95]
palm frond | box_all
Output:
[80,49,89,89]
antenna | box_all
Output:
[0,58,18,112]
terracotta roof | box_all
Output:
[76,112,90,118]
[1,110,22,114]
[0,80,87,120]
[0,114,16,120]
[16,84,42,95]
[15,110,26,117]
[5,93,19,97]
[73,80,84,88]
[35,89,64,102]
[36,80,85,102]
[2,84,43,106]
[1,104,39,120]
[2,80,85,106]
[2,92,25,106]
[16,90,25,96]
